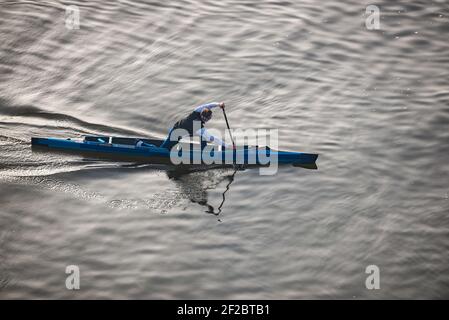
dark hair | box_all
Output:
[201,108,212,121]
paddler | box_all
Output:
[160,102,234,150]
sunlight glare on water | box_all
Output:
[0,0,448,299]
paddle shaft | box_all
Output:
[222,108,236,148]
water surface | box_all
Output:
[0,0,448,299]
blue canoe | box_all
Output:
[31,136,318,167]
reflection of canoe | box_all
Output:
[31,136,318,166]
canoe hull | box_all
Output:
[31,137,318,166]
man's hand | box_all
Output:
[218,102,225,109]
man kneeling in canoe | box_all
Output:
[160,102,234,150]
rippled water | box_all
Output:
[1,0,449,299]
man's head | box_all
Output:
[200,108,212,122]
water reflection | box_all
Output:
[166,167,239,219]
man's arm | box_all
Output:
[195,128,230,148]
[194,102,225,113]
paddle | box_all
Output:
[222,107,236,150]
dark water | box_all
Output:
[1,0,449,299]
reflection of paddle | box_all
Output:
[222,108,236,149]
[206,168,238,221]
[216,168,237,216]
[166,167,238,218]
